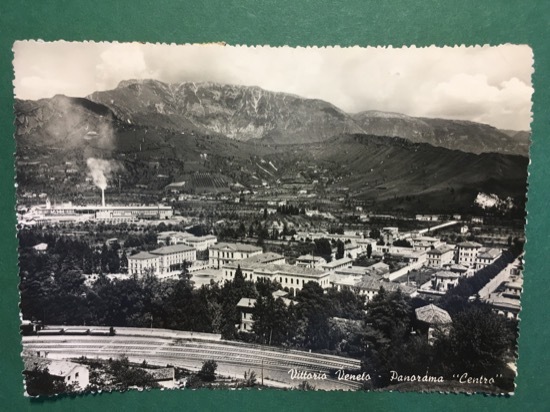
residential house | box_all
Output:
[426,244,455,268]
[456,241,483,267]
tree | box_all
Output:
[392,239,412,248]
[120,250,128,272]
[361,288,413,386]
[366,244,373,259]
[234,265,245,287]
[314,238,332,259]
[237,223,246,239]
[108,356,159,390]
[297,380,316,390]
[241,369,258,387]
[295,282,331,350]
[197,360,218,382]
[439,306,513,375]
[24,366,74,396]
[336,240,345,260]
[252,294,290,345]
[369,228,381,239]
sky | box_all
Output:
[12,41,534,130]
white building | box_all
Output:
[128,244,196,276]
[24,358,90,391]
[223,258,332,295]
[158,231,218,250]
[296,254,326,268]
[456,241,483,267]
[411,236,442,252]
[20,201,173,225]
[237,298,257,332]
[426,244,456,268]
[183,235,218,251]
[431,270,460,292]
[344,243,363,259]
[321,257,354,272]
[475,247,502,269]
[209,242,263,269]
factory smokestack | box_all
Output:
[102,188,105,207]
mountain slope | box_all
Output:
[14,88,528,213]
[86,79,529,155]
[351,111,529,156]
[87,79,363,144]
[306,134,527,202]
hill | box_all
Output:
[351,111,529,156]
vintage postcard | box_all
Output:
[13,42,532,396]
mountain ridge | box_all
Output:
[82,79,528,155]
[13,90,528,214]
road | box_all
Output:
[398,220,460,240]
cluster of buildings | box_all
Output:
[480,256,523,319]
[107,219,518,327]
[18,198,173,226]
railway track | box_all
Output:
[24,335,359,371]
[23,333,363,389]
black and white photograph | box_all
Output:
[13,42,531,396]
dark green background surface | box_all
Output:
[1,1,548,411]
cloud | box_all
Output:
[417,74,533,129]
[95,43,156,91]
[12,42,534,130]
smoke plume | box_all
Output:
[86,158,118,190]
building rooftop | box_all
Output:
[238,253,285,265]
[432,270,460,279]
[331,274,362,287]
[129,251,157,260]
[296,254,326,263]
[415,304,452,325]
[185,235,217,242]
[23,357,84,378]
[152,244,195,255]
[457,241,483,248]
[237,297,257,308]
[428,244,455,255]
[322,257,354,269]
[32,243,48,251]
[445,263,469,272]
[157,231,183,238]
[211,242,262,253]
[335,266,368,276]
[357,277,416,295]
[227,261,329,279]
[272,290,289,298]
[484,294,521,312]
[477,248,502,259]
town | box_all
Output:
[19,191,523,394]
[13,43,530,396]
